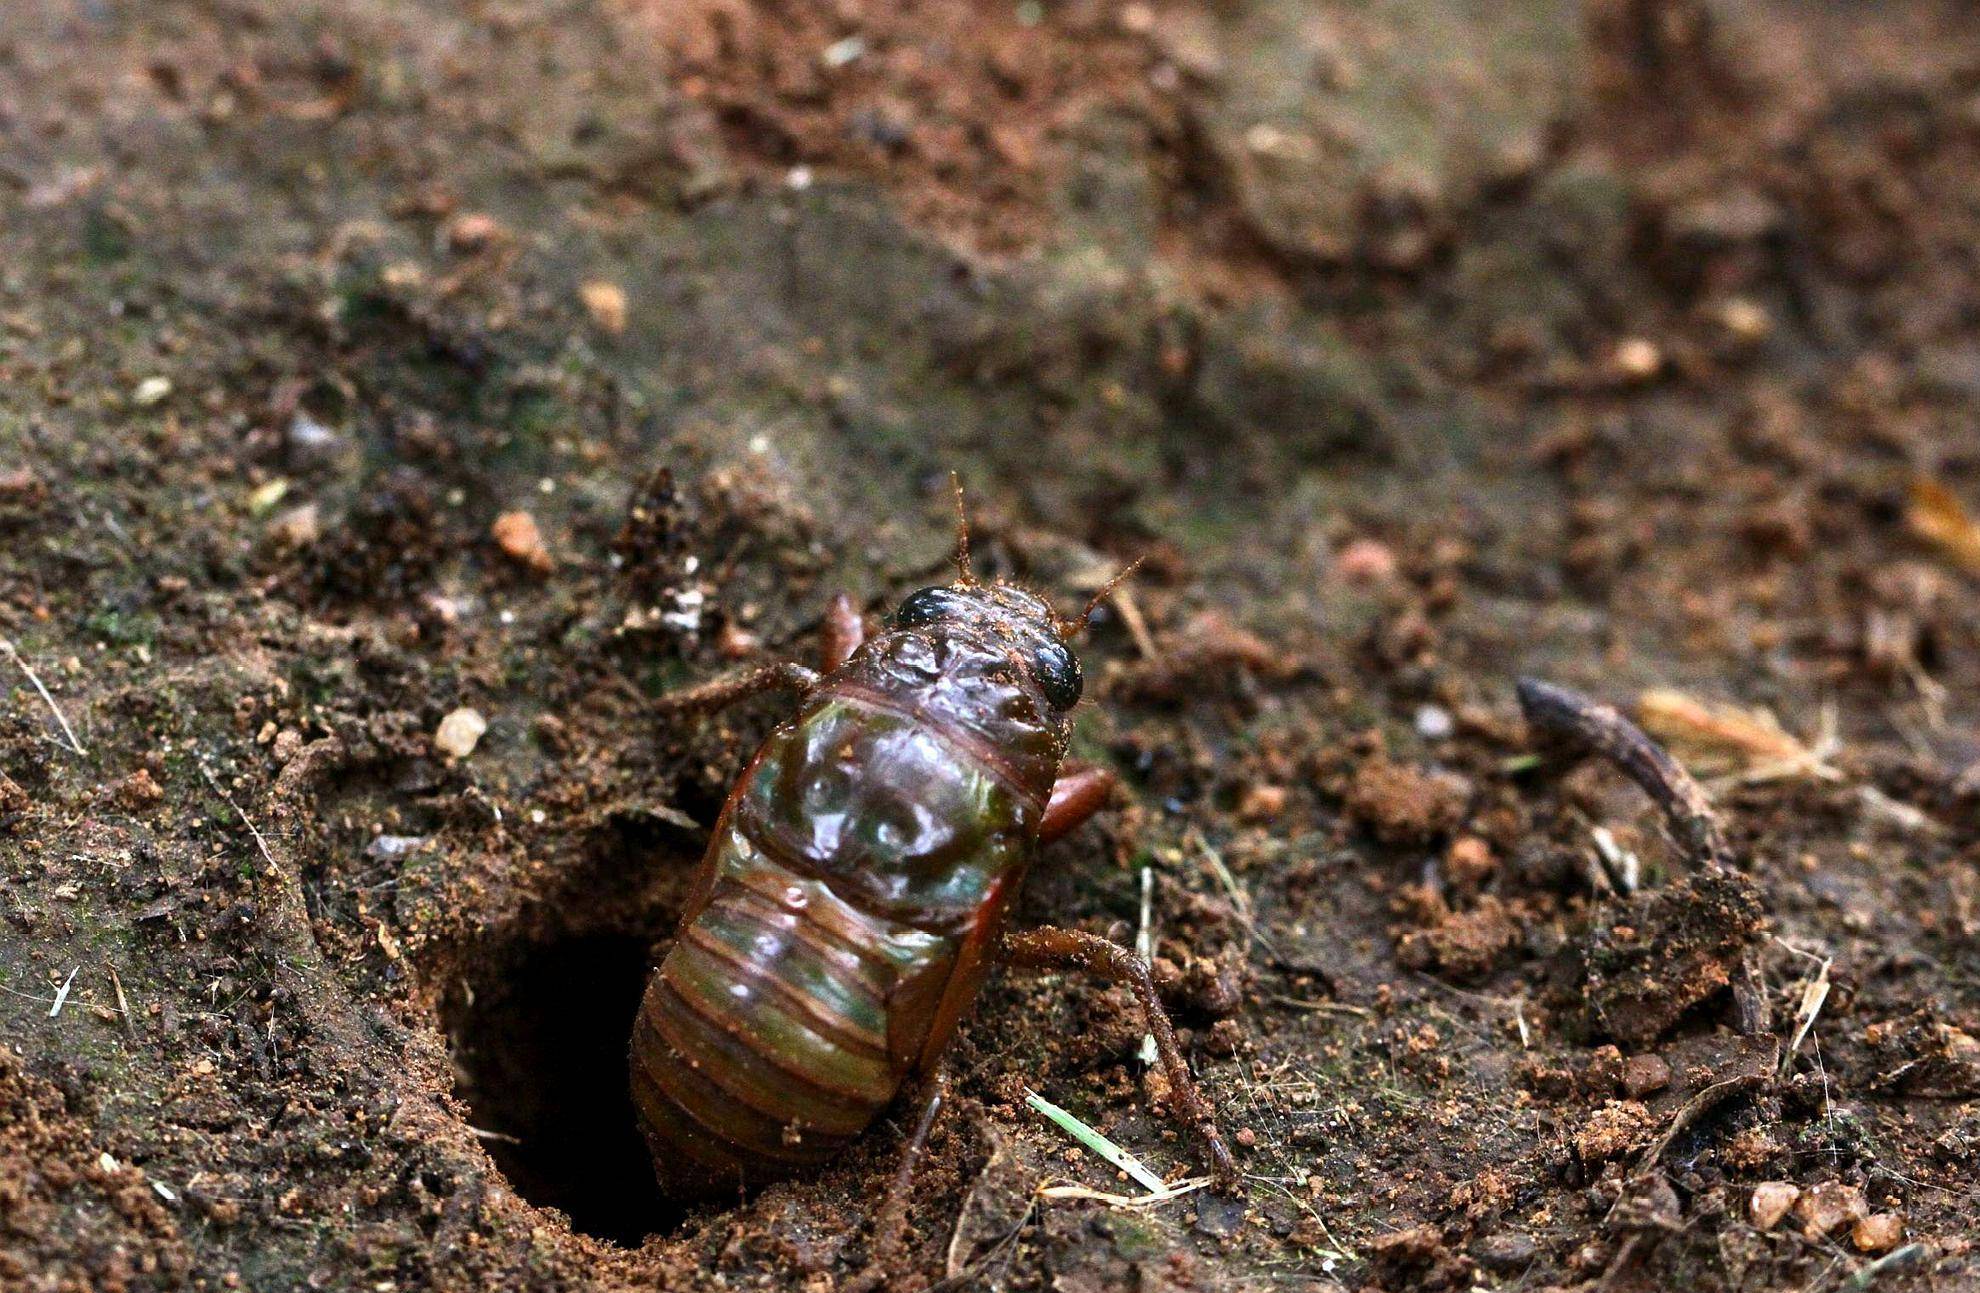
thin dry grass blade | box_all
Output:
[1636,688,1836,782]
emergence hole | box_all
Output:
[445,931,677,1245]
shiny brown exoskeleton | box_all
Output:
[630,503,1236,1224]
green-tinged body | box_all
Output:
[632,593,1073,1199]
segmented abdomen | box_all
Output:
[631,847,933,1196]
[632,690,1040,1199]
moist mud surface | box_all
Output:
[3,1,1980,1289]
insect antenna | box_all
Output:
[949,472,977,586]
[1060,557,1144,639]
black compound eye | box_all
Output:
[1030,639,1082,710]
[892,586,964,629]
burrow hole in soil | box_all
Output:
[440,818,702,1245]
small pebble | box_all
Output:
[491,510,553,572]
[1414,703,1454,740]
[1749,1182,1798,1231]
[434,707,488,760]
[1611,337,1662,381]
[1853,1213,1905,1253]
[445,211,504,252]
[284,411,344,468]
[1336,538,1397,584]
[1444,835,1496,888]
[820,35,865,67]
[1472,1232,1536,1273]
[267,503,321,550]
[1193,1190,1245,1237]
[1715,297,1771,343]
[1237,782,1288,821]
[1795,1181,1867,1239]
[247,479,291,516]
[133,376,173,406]
[579,280,628,334]
[1620,1053,1672,1097]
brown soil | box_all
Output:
[3,0,1980,1289]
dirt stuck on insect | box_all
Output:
[4,0,1980,1290]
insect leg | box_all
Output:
[819,592,866,672]
[999,926,1240,1190]
[1038,763,1117,844]
[652,661,819,715]
[855,1069,948,1288]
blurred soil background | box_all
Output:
[3,0,1980,1288]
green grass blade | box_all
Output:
[1024,1089,1167,1192]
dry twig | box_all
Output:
[1517,677,1732,869]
